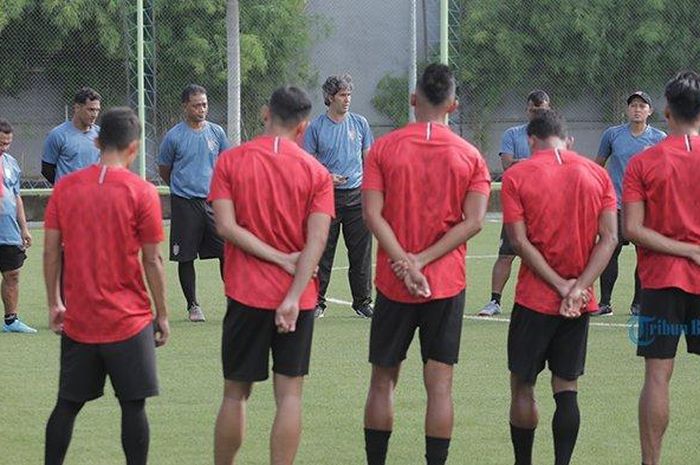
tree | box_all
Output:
[0,0,321,140]
[371,0,700,154]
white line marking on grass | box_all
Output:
[325,297,631,328]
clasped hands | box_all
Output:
[389,253,432,299]
[557,279,593,319]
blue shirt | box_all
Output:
[499,124,531,160]
[598,123,666,207]
[304,112,373,190]
[157,121,230,199]
[0,153,22,246]
[42,121,100,183]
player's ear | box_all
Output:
[261,105,271,126]
[447,98,459,114]
[527,135,536,150]
[410,93,417,107]
[126,139,139,163]
[664,105,671,122]
[295,119,309,138]
[94,137,104,151]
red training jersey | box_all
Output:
[208,135,335,310]
[502,148,617,315]
[44,165,164,343]
[362,122,491,303]
[622,135,700,294]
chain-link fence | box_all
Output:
[1,0,699,187]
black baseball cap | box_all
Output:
[627,91,652,106]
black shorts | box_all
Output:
[508,304,590,384]
[498,225,516,256]
[222,299,315,382]
[0,245,26,272]
[369,290,465,367]
[58,323,159,403]
[169,194,224,262]
[636,288,700,359]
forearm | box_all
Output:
[572,235,618,291]
[16,197,28,232]
[143,256,168,318]
[220,223,289,266]
[285,238,327,302]
[366,214,408,263]
[41,162,56,185]
[512,238,567,292]
[158,166,171,185]
[417,218,482,267]
[43,250,62,308]
[626,224,699,258]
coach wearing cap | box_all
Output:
[592,91,666,317]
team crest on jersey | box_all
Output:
[348,129,356,142]
[207,138,217,153]
[173,243,180,256]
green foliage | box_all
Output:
[0,0,29,31]
[445,0,700,149]
[371,74,409,128]
[373,1,700,141]
[0,0,320,139]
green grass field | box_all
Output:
[2,219,699,464]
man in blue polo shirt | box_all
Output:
[158,84,230,322]
[592,91,666,317]
[304,74,374,319]
[477,90,550,316]
[0,119,36,334]
[42,88,101,185]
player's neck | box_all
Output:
[668,126,700,137]
[186,119,206,130]
[415,116,448,125]
[72,117,91,132]
[326,109,347,123]
[532,138,566,152]
[265,127,297,140]
[99,151,130,168]
[628,120,647,136]
[414,105,449,124]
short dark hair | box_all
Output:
[526,109,567,140]
[322,74,353,106]
[181,84,207,103]
[665,71,700,123]
[417,63,456,106]
[527,89,550,106]
[269,86,312,128]
[0,118,13,134]
[74,87,101,104]
[98,107,141,150]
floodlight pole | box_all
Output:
[137,0,146,178]
[440,0,449,124]
[440,0,448,65]
[409,0,417,123]
[227,0,242,145]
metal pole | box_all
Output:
[137,0,146,178]
[227,0,241,145]
[409,0,417,123]
[440,0,449,124]
[440,0,448,65]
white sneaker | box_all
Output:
[187,304,206,322]
[477,300,502,316]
